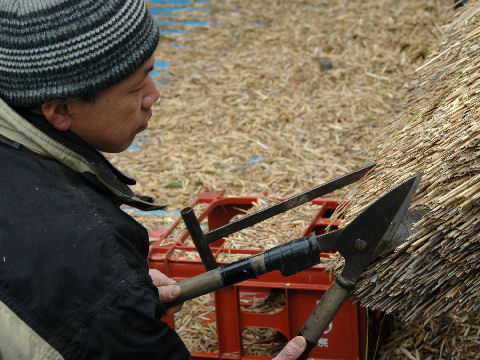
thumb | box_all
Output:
[158,284,181,302]
[273,336,306,360]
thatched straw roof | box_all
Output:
[337,3,480,323]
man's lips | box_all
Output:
[137,110,152,133]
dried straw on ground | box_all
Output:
[334,3,480,324]
[108,0,449,213]
[174,294,218,353]
[173,290,288,356]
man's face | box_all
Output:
[67,55,160,153]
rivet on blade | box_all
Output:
[354,239,367,252]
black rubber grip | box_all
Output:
[220,257,258,287]
[264,232,320,276]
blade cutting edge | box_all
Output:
[373,173,423,257]
[337,172,423,283]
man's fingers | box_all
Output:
[148,269,184,315]
[148,270,180,301]
[273,336,306,360]
[149,268,176,287]
[158,285,183,315]
[158,284,181,302]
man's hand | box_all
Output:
[149,269,183,316]
[273,336,306,360]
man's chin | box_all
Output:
[136,121,148,133]
[98,140,133,153]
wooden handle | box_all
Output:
[297,279,351,359]
[165,235,322,308]
[165,268,224,308]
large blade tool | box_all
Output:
[297,173,422,359]
[181,163,376,270]
[166,230,340,308]
[165,174,422,309]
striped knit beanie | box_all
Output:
[0,0,160,107]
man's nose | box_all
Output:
[142,77,160,109]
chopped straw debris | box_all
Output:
[174,294,218,354]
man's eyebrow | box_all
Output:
[143,65,154,77]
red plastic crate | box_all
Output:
[148,190,368,360]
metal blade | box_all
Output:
[374,208,429,257]
[203,163,377,243]
[336,173,422,283]
[315,229,341,252]
[314,209,428,258]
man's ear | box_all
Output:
[41,100,73,131]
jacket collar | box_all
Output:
[0,97,166,211]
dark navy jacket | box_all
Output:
[0,104,190,360]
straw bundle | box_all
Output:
[377,313,480,360]
[334,4,480,323]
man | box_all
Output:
[0,0,306,359]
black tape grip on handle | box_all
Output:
[220,257,258,287]
[264,233,320,276]
[297,338,317,360]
